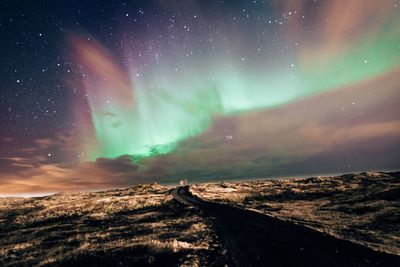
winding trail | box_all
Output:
[172,186,400,267]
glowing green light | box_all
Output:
[87,19,399,161]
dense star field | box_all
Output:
[0,0,399,194]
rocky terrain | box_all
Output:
[191,171,400,255]
[0,183,226,266]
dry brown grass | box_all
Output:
[0,183,225,266]
[191,171,400,255]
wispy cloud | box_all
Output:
[1,71,399,193]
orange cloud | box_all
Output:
[1,70,399,194]
[69,33,135,108]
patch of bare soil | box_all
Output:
[0,183,226,266]
[191,171,400,255]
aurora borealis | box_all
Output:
[1,0,400,194]
[70,1,400,160]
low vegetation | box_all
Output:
[191,171,400,255]
[0,183,225,266]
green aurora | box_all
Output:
[75,7,399,161]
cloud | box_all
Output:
[137,70,400,181]
[1,70,399,194]
[34,138,54,149]
[0,155,145,194]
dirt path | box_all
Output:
[172,186,400,267]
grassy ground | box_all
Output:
[0,183,226,266]
[191,171,400,255]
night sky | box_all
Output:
[1,0,399,195]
